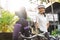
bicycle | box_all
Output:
[18,32,48,40]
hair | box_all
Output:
[15,7,28,27]
[15,7,27,19]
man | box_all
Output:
[35,5,50,40]
[35,5,49,33]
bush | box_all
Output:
[0,9,18,32]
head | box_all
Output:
[15,7,27,19]
[38,5,45,14]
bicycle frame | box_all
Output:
[18,32,48,40]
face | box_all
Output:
[38,8,45,14]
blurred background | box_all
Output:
[0,0,60,40]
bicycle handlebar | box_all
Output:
[19,32,45,39]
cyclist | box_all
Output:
[35,5,50,40]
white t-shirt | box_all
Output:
[36,14,49,32]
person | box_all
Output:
[13,7,30,40]
[15,7,27,19]
[35,5,50,40]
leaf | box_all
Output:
[0,9,16,32]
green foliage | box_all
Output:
[59,0,60,2]
[51,29,60,36]
[27,17,31,21]
[41,0,46,2]
[0,10,15,31]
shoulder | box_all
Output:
[14,23,22,29]
[35,13,39,17]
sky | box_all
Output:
[0,0,39,21]
[0,0,58,21]
[0,0,38,12]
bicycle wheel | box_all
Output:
[36,36,48,40]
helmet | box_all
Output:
[38,5,45,9]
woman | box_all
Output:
[13,7,30,40]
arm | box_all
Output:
[47,22,50,29]
[46,15,50,29]
[34,22,39,29]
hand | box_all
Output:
[34,22,39,29]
